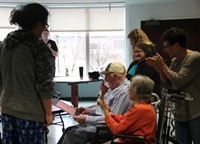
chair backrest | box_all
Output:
[155,93,167,144]
[151,93,165,144]
[151,93,161,112]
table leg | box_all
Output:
[71,83,78,107]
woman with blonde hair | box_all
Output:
[128,28,152,46]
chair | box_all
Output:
[53,90,61,99]
[93,93,161,144]
[46,90,65,137]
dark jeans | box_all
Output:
[57,125,97,144]
[57,124,113,144]
[175,116,200,144]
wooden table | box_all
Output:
[53,77,103,107]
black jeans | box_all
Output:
[175,116,200,144]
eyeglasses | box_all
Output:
[133,50,143,54]
[163,44,171,49]
[46,23,49,28]
[130,41,135,46]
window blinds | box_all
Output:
[49,7,124,31]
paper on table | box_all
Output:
[52,99,80,116]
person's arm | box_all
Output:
[77,106,91,114]
[48,46,58,57]
[111,114,124,122]
[163,53,200,88]
[104,107,136,135]
[85,105,105,124]
[146,53,171,87]
[97,98,111,116]
[105,104,156,136]
[0,42,2,91]
[158,67,172,88]
[150,52,200,88]
[47,40,58,57]
[98,98,124,122]
[42,99,53,126]
[35,41,54,126]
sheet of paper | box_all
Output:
[52,99,77,115]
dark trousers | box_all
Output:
[57,125,96,144]
[175,116,200,144]
[57,124,113,144]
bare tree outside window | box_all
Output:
[50,31,125,76]
[90,31,125,72]
[51,32,86,76]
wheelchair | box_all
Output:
[92,90,193,144]
[92,93,161,144]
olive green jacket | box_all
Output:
[0,30,53,122]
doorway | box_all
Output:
[141,18,200,65]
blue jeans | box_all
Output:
[1,113,45,144]
[175,116,200,144]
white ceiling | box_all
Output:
[0,0,124,4]
[0,0,185,6]
[0,0,173,5]
[0,0,126,7]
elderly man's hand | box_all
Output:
[73,114,87,124]
[100,83,109,96]
[76,107,91,114]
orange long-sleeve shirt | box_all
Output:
[105,102,156,144]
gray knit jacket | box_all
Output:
[0,30,53,122]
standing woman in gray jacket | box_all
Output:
[0,3,53,144]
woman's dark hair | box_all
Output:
[135,41,157,57]
[10,3,49,29]
[161,27,187,48]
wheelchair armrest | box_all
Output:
[112,134,147,143]
[115,134,145,140]
[92,123,113,144]
[96,123,109,131]
[96,124,146,141]
[95,124,147,143]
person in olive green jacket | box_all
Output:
[0,3,53,143]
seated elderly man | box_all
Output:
[98,75,157,144]
[58,62,132,144]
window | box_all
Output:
[89,31,125,72]
[49,7,125,76]
[51,32,86,76]
[0,6,126,77]
[0,28,16,41]
[50,31,125,76]
[0,7,16,41]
